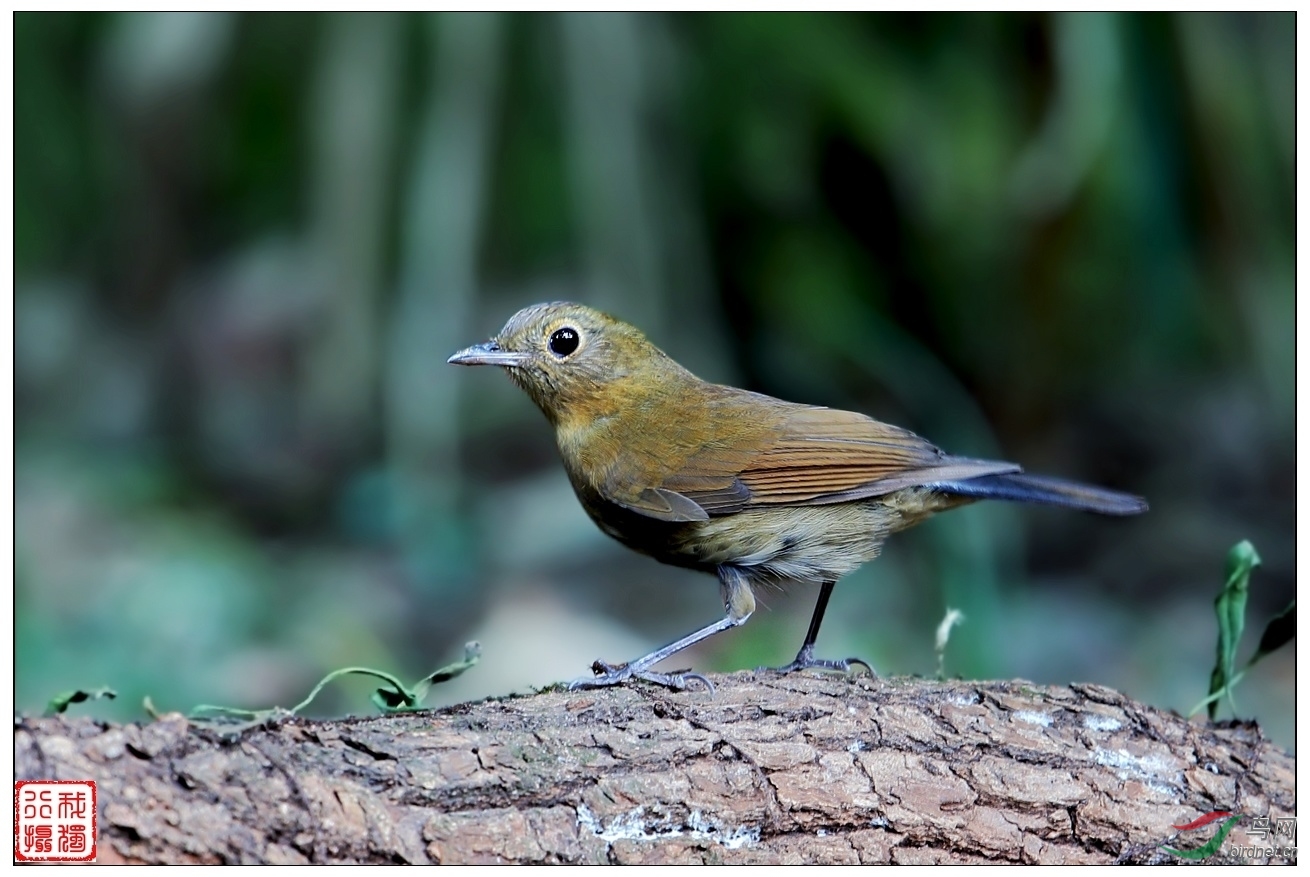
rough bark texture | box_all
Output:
[14,673,1295,864]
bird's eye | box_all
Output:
[549,327,580,357]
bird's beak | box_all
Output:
[447,340,529,367]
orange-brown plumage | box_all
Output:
[449,302,1146,690]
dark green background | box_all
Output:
[15,13,1294,747]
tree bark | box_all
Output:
[14,673,1295,864]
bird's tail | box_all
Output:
[933,472,1148,516]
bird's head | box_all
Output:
[448,302,686,427]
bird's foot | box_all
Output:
[566,660,714,693]
[768,645,876,678]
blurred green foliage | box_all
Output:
[14,13,1294,747]
[1192,541,1295,721]
[184,640,483,731]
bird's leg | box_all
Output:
[568,566,756,692]
[770,581,876,677]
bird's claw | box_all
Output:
[767,650,877,678]
[565,660,714,693]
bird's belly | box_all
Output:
[582,494,898,584]
[677,504,895,583]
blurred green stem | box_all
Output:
[561,12,665,336]
[304,13,401,450]
[385,13,504,587]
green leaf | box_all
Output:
[412,641,481,694]
[382,641,482,712]
[369,687,418,711]
[1248,600,1294,667]
[44,687,117,716]
[1163,814,1243,860]
[1204,540,1260,719]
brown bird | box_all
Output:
[449,302,1146,690]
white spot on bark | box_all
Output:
[1082,714,1121,732]
[1093,747,1181,794]
[576,803,759,849]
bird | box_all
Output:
[448,302,1147,691]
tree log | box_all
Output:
[14,673,1295,864]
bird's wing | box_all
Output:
[603,390,1018,521]
[730,405,1020,508]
